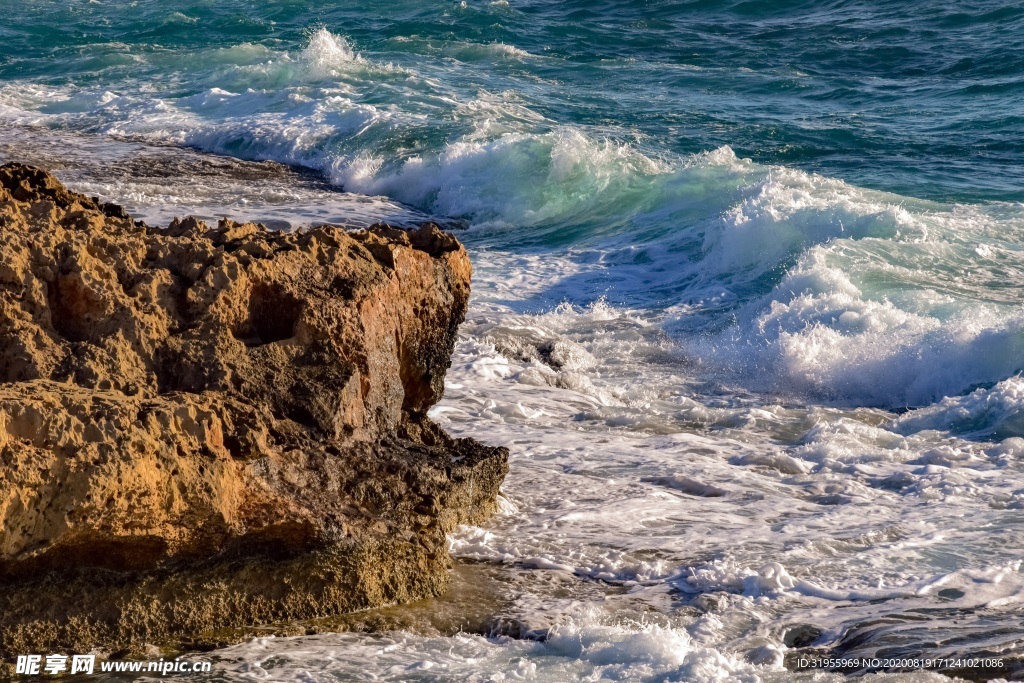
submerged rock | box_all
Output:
[0,163,508,658]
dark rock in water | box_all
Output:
[782,623,823,648]
[0,163,508,660]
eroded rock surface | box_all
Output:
[0,163,507,658]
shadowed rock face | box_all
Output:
[0,163,508,658]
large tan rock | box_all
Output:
[0,163,507,658]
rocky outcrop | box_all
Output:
[0,163,507,658]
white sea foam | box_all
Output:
[894,376,1024,438]
[424,245,1024,679]
[653,161,1024,408]
[174,613,780,683]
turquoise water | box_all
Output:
[3,0,1023,202]
[5,2,1024,681]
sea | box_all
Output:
[2,1,1024,681]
